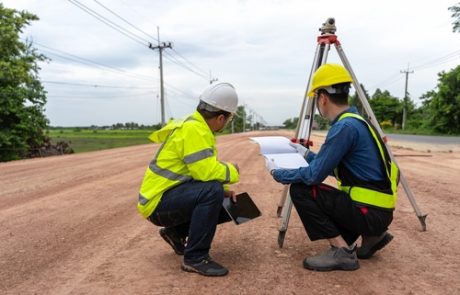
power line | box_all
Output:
[92,0,158,42]
[67,0,149,47]
[171,48,208,77]
[164,82,196,99]
[42,80,155,89]
[410,50,460,71]
[369,50,460,92]
[163,51,208,80]
[34,41,155,82]
[47,91,154,100]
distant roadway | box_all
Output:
[386,134,460,145]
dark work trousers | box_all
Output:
[148,180,230,263]
[289,182,393,245]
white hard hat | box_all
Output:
[199,82,238,113]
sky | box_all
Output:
[3,0,460,127]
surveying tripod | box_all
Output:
[276,18,427,248]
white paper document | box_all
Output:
[250,136,309,169]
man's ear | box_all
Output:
[320,93,328,105]
[218,114,226,122]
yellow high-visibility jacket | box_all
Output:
[137,111,239,218]
[334,113,399,210]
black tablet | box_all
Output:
[222,192,261,225]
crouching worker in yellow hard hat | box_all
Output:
[268,64,398,271]
[137,83,240,277]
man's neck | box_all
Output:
[328,104,350,121]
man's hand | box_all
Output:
[224,190,237,202]
[289,142,310,158]
[265,158,278,174]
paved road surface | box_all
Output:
[387,134,460,145]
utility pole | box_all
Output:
[400,66,414,130]
[149,27,172,126]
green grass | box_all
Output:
[48,129,153,153]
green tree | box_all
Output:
[369,89,403,127]
[0,4,48,161]
[282,117,299,129]
[222,105,249,133]
[420,65,460,134]
[449,2,460,32]
[314,114,329,130]
[348,83,370,114]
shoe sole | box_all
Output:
[159,230,184,256]
[303,261,360,272]
[357,233,394,259]
[181,263,228,277]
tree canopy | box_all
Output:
[368,89,403,126]
[449,2,460,32]
[0,4,48,161]
[421,65,460,134]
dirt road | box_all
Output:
[1,130,459,294]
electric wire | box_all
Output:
[171,48,209,77]
[42,80,155,89]
[34,42,155,82]
[164,82,196,100]
[410,50,460,71]
[163,51,208,80]
[67,0,149,47]
[367,50,460,93]
[48,91,154,99]
[92,0,158,42]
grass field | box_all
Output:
[49,129,154,153]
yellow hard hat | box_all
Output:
[308,63,353,97]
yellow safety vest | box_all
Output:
[334,113,399,210]
[137,111,239,218]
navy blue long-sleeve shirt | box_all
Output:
[272,107,385,185]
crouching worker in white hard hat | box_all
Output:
[137,83,240,277]
[268,64,398,271]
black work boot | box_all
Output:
[357,232,393,259]
[303,245,360,271]
[181,257,229,277]
[159,228,185,255]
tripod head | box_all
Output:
[319,17,336,34]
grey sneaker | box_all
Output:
[181,257,229,277]
[303,245,360,271]
[159,228,185,255]
[357,232,393,259]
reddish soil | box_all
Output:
[1,130,459,294]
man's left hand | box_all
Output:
[289,142,310,158]
[224,190,237,202]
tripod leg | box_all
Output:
[276,186,289,217]
[276,43,330,247]
[276,44,324,215]
[278,191,293,248]
[335,43,427,231]
[399,171,427,230]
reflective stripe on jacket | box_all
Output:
[334,113,399,210]
[137,111,239,218]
